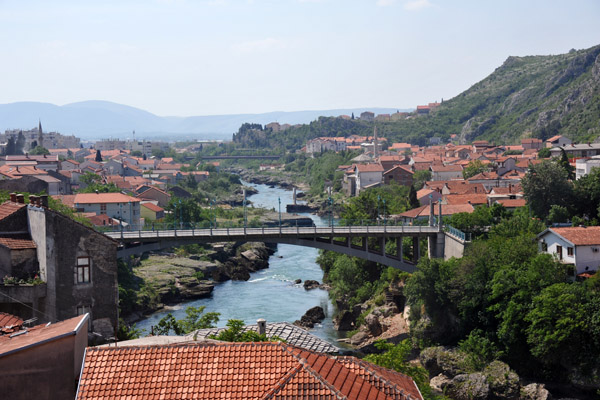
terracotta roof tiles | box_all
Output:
[76,342,422,400]
[0,236,36,249]
[549,226,600,246]
[0,201,26,221]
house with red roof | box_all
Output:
[545,135,572,148]
[75,342,423,400]
[355,163,384,195]
[73,192,141,227]
[538,226,600,274]
[141,202,165,221]
[136,185,172,207]
[430,164,463,181]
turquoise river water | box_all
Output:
[135,181,341,345]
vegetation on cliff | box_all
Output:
[231,45,600,148]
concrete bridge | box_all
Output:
[105,222,466,273]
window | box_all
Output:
[541,242,548,252]
[567,247,574,257]
[100,203,107,214]
[75,257,91,284]
[557,245,563,260]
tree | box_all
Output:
[80,172,102,186]
[208,319,281,342]
[15,131,25,155]
[412,170,432,190]
[142,153,147,160]
[463,160,487,179]
[573,167,600,220]
[521,160,574,221]
[548,205,569,224]
[537,147,551,158]
[95,149,102,162]
[558,148,575,180]
[29,146,50,155]
[408,184,420,209]
[153,306,220,335]
[351,112,355,120]
[130,150,143,157]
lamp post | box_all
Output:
[377,195,381,225]
[212,198,217,228]
[119,203,123,233]
[179,199,182,229]
[243,189,247,228]
[383,198,386,226]
[329,195,333,227]
[278,197,281,228]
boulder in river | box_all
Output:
[303,280,321,290]
[294,279,302,284]
[294,306,326,329]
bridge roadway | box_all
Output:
[106,225,444,272]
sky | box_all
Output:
[0,0,599,117]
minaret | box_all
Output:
[373,125,379,159]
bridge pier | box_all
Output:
[427,232,446,259]
[412,236,419,263]
[396,237,403,261]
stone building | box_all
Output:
[0,194,118,340]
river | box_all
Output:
[135,181,342,345]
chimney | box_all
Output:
[16,194,24,204]
[40,195,48,208]
[30,195,37,205]
[257,319,266,336]
[9,193,16,203]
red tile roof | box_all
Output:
[74,193,140,204]
[549,226,600,246]
[0,313,23,332]
[0,201,26,221]
[141,202,164,212]
[0,314,88,356]
[76,342,422,400]
[495,199,527,208]
[443,194,488,205]
[0,236,37,250]
[356,163,384,173]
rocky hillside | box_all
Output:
[232,44,600,147]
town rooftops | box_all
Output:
[430,164,463,172]
[0,314,88,358]
[76,342,423,400]
[141,202,164,212]
[74,193,141,204]
[545,226,600,246]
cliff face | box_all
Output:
[449,45,600,144]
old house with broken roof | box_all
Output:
[0,194,118,341]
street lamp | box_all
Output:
[179,199,182,229]
[243,189,247,228]
[278,197,281,228]
[383,198,386,226]
[377,195,381,225]
[329,195,333,227]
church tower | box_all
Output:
[37,119,44,148]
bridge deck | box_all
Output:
[105,225,440,243]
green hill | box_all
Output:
[233,44,600,148]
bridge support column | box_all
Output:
[412,236,420,263]
[396,237,403,261]
[428,232,446,259]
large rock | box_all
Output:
[335,310,356,331]
[364,313,383,337]
[303,280,321,290]
[294,306,326,329]
[420,346,470,378]
[430,374,452,394]
[483,360,520,400]
[447,373,490,400]
[349,331,370,346]
[520,383,552,400]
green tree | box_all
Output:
[208,319,281,342]
[537,147,551,158]
[80,172,102,186]
[463,159,487,179]
[15,131,25,155]
[408,184,420,209]
[412,170,432,190]
[548,204,570,224]
[29,145,50,155]
[521,160,573,221]
[154,306,220,335]
[558,147,575,180]
[95,149,102,162]
[365,340,438,400]
[573,167,600,220]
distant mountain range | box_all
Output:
[0,101,407,141]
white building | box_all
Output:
[73,193,141,227]
[355,164,383,195]
[575,156,600,179]
[538,226,600,275]
[305,137,347,154]
[430,164,463,181]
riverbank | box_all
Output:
[121,241,274,324]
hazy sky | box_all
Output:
[0,0,599,116]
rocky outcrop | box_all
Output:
[446,373,490,400]
[294,306,326,329]
[520,383,552,400]
[303,280,321,290]
[211,242,274,282]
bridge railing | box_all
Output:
[97,218,427,234]
[444,225,471,242]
